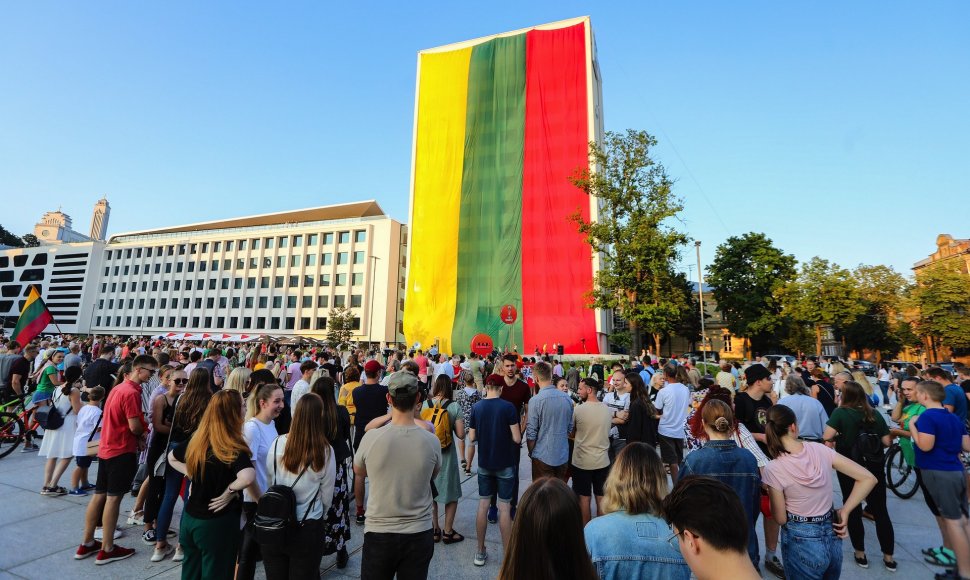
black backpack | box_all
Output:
[851,422,884,466]
[253,437,320,546]
[36,389,71,430]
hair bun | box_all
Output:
[714,416,731,432]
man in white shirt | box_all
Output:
[654,363,690,480]
[602,370,630,463]
[289,360,318,412]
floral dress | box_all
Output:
[456,387,482,440]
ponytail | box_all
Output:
[765,405,796,459]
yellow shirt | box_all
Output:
[339,381,362,423]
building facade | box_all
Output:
[90,201,406,344]
[89,197,110,241]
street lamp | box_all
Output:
[368,255,380,348]
[695,241,708,368]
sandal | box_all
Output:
[925,548,957,568]
[464,468,472,477]
[461,459,468,470]
[442,530,465,544]
[432,528,442,543]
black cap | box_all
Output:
[744,364,772,384]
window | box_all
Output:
[209,278,217,290]
[278,236,288,248]
[243,316,252,328]
[236,259,244,270]
[96,316,101,326]
[245,297,254,308]
[121,282,128,292]
[323,233,334,245]
[334,295,346,308]
[155,263,161,274]
[176,262,184,273]
[322,253,332,265]
[184,279,192,291]
[222,277,230,290]
[247,277,256,289]
[190,243,197,254]
[226,241,234,251]
[337,252,348,265]
[308,234,318,245]
[290,255,300,267]
[338,231,350,244]
[274,276,284,288]
[304,275,314,287]
[219,297,228,308]
[306,254,316,266]
[211,260,219,271]
[300,317,311,330]
[239,240,247,250]
[126,317,132,326]
[218,317,225,327]
[261,277,269,288]
[192,317,200,327]
[249,258,258,269]
[252,238,260,250]
[126,249,132,258]
[257,317,266,329]
[276,256,286,268]
[317,295,329,308]
[146,317,153,327]
[352,272,363,286]
[271,317,280,329]
[351,295,363,308]
[214,242,221,252]
[182,298,190,308]
[287,296,297,308]
[319,274,330,287]
[316,317,327,330]
[199,261,206,272]
[302,296,312,308]
[289,275,299,287]
[178,244,186,255]
[207,297,215,308]
[233,278,243,290]
[353,251,365,264]
[201,242,209,253]
[173,280,180,291]
[265,237,274,249]
[354,230,366,243]
[123,265,130,275]
[108,299,114,309]
[165,263,172,274]
[351,317,361,330]
[161,298,167,308]
[272,296,282,308]
[232,297,240,308]
[285,317,295,330]
[204,316,212,327]
[229,317,238,328]
[336,273,347,286]
[293,235,303,247]
[223,259,231,270]
[259,296,268,308]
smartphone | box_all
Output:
[832,507,842,525]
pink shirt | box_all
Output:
[415,355,429,380]
[762,442,836,517]
[286,361,302,389]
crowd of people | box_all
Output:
[2,335,970,580]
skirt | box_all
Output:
[322,461,351,555]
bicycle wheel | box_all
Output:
[0,412,25,458]
[885,444,919,499]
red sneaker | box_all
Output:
[95,544,135,565]
[74,541,102,560]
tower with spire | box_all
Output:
[89,197,110,241]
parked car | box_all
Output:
[852,360,877,376]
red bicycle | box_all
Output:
[0,394,44,459]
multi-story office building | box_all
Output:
[89,201,406,343]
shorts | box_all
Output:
[75,455,93,468]
[30,390,52,406]
[478,466,515,503]
[658,434,685,464]
[921,469,969,520]
[571,465,609,497]
[94,452,138,497]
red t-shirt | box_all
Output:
[98,380,146,460]
[488,375,530,415]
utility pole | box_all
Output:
[368,255,379,349]
[695,241,707,368]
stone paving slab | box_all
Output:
[0,437,951,579]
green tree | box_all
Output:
[706,232,796,357]
[912,262,970,353]
[777,257,866,355]
[326,307,355,351]
[571,129,690,354]
[21,234,39,247]
[0,225,25,247]
[834,265,910,360]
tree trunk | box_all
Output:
[653,334,662,357]
[815,324,823,356]
[630,320,642,356]
[742,337,749,360]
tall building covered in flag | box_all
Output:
[403,17,609,355]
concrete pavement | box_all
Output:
[0,436,952,579]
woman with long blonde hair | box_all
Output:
[262,393,335,579]
[168,390,255,580]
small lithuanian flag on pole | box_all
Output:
[11,286,54,345]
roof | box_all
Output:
[108,200,386,241]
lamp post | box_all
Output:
[695,241,708,367]
[368,255,379,348]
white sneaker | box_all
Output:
[172,545,184,562]
[474,548,487,566]
[94,528,123,541]
[127,510,145,525]
[151,544,174,562]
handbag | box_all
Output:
[86,412,103,456]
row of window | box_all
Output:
[100,272,365,294]
[105,231,367,261]
[95,315,361,332]
[103,250,368,277]
[99,293,364,311]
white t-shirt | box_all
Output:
[73,405,102,457]
[878,368,890,382]
[602,391,630,439]
[265,434,335,521]
[243,418,279,502]
[655,382,691,439]
[291,379,311,411]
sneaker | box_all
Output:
[127,510,145,526]
[855,554,869,569]
[765,556,785,579]
[884,559,897,573]
[68,488,88,496]
[172,545,184,562]
[75,541,102,560]
[487,505,498,524]
[150,544,174,562]
[96,544,135,565]
[81,483,97,491]
[94,528,123,541]
[474,549,487,566]
[355,513,366,525]
[142,529,157,544]
[20,444,38,453]
[336,548,349,569]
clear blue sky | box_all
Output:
[2,2,967,279]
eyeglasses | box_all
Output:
[664,530,683,551]
[172,379,188,385]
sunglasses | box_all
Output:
[172,378,188,385]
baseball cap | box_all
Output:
[364,360,384,374]
[744,364,772,384]
[386,371,420,397]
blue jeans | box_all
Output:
[155,466,185,543]
[477,466,515,502]
[781,516,842,580]
[878,381,890,405]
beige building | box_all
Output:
[90,201,406,344]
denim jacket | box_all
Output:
[584,511,690,580]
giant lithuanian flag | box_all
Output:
[405,17,603,355]
[12,286,53,345]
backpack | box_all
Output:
[420,399,453,449]
[198,359,219,392]
[850,421,884,466]
[37,389,71,430]
[253,437,320,547]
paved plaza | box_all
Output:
[0,438,953,579]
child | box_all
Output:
[911,379,970,580]
[69,386,104,495]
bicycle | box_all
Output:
[0,393,44,459]
[884,440,920,499]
